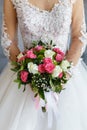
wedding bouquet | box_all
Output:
[11,40,71,112]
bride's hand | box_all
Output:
[66,72,71,80]
[9,43,20,62]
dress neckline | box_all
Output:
[26,0,62,13]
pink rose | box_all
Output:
[26,50,37,59]
[38,64,45,73]
[43,58,52,64]
[53,48,65,56]
[58,51,65,57]
[43,62,55,74]
[20,71,28,83]
[56,54,64,62]
[35,45,43,51]
[58,72,63,78]
[53,48,60,53]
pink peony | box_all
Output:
[43,62,55,74]
[26,50,37,59]
[35,45,43,51]
[56,54,64,62]
[20,71,29,83]
[58,72,63,78]
[43,58,52,64]
[53,48,65,56]
[38,64,45,73]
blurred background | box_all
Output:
[0,0,87,73]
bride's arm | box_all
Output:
[66,0,87,66]
[1,0,20,62]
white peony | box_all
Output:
[28,62,38,74]
[44,50,55,59]
[61,60,70,71]
[52,65,62,78]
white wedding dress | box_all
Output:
[0,0,87,130]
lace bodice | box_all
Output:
[1,0,87,58]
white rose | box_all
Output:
[52,65,62,78]
[61,60,70,71]
[17,53,24,59]
[44,50,55,59]
[28,62,38,74]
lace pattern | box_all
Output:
[1,0,18,59]
[1,19,18,58]
[1,0,87,58]
[1,18,12,57]
[11,0,72,52]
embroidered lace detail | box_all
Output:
[1,17,12,57]
[1,16,18,58]
[10,0,73,53]
[2,0,87,58]
[1,0,18,59]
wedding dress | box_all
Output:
[0,0,87,130]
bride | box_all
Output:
[0,0,87,129]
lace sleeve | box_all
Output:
[71,0,87,55]
[1,0,18,58]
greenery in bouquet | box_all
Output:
[11,40,71,112]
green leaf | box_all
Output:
[50,79,55,91]
[18,82,22,89]
[32,86,38,93]
[54,85,63,93]
[11,68,18,72]
[50,79,63,93]
[31,80,39,93]
[25,58,32,64]
[20,65,24,71]
[39,89,45,100]
[53,60,58,65]
[14,79,21,83]
[11,61,18,66]
[34,93,38,97]
[50,40,52,45]
[38,54,43,59]
[39,49,45,54]
[23,85,26,92]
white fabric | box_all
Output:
[0,0,87,129]
[0,60,87,130]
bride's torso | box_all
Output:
[11,0,74,52]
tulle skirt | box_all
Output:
[0,58,87,130]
